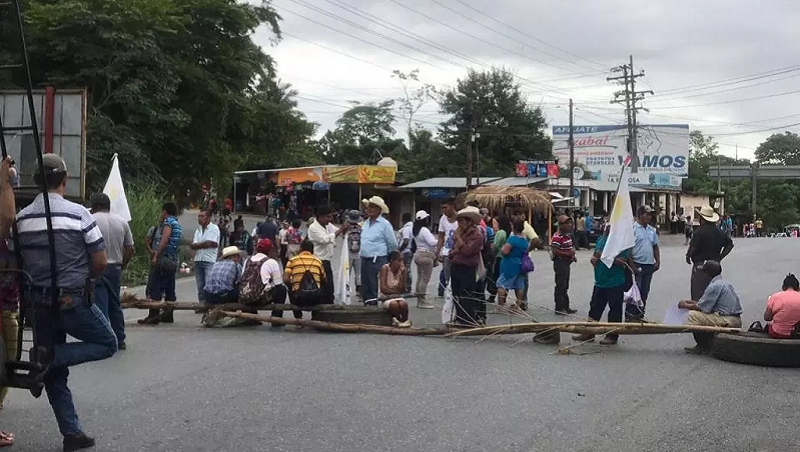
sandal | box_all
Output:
[0,431,15,447]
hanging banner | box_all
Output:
[324,166,359,183]
[358,165,396,184]
[270,167,325,186]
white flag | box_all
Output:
[102,154,132,222]
[333,233,352,305]
[600,163,635,268]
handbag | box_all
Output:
[521,252,534,273]
[157,255,178,275]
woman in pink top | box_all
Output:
[764,274,800,339]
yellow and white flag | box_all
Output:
[102,153,132,222]
[601,159,635,268]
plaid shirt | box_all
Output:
[203,259,241,294]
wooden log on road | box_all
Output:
[218,310,447,336]
[445,322,742,338]
[121,293,422,311]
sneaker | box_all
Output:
[138,316,159,325]
[683,345,709,355]
[571,333,595,342]
[565,308,578,314]
[398,320,412,328]
[158,311,174,324]
[599,336,618,345]
[392,317,401,327]
[416,301,435,309]
[63,433,95,452]
[533,333,560,345]
[118,342,127,351]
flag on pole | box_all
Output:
[333,233,352,305]
[102,153,132,222]
[600,156,635,268]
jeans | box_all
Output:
[451,262,477,324]
[31,291,117,436]
[588,285,625,339]
[626,263,655,319]
[322,260,334,304]
[361,256,388,302]
[205,289,239,305]
[553,259,572,311]
[402,252,413,293]
[438,256,451,297]
[194,261,215,302]
[94,264,125,344]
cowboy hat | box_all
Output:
[698,205,719,223]
[362,196,390,214]
[220,246,244,259]
[456,206,482,222]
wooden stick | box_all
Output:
[445,321,742,337]
[218,310,448,336]
[121,293,423,311]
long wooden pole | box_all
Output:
[121,294,422,311]
[218,310,447,336]
[445,322,742,337]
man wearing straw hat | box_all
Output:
[203,246,245,304]
[686,205,734,301]
[360,196,397,302]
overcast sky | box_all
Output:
[253,0,800,161]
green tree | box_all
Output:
[392,69,437,145]
[334,100,396,146]
[755,132,800,164]
[439,68,552,178]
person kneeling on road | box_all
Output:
[15,154,117,451]
[203,246,244,305]
[761,273,800,339]
[678,260,743,354]
[282,240,327,327]
[378,250,411,328]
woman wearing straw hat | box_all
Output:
[448,206,485,325]
[359,196,398,302]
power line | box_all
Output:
[282,32,394,72]
[647,70,800,103]
[656,64,800,95]
[649,87,800,110]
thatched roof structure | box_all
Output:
[457,186,553,215]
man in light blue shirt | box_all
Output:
[360,196,398,302]
[627,205,660,320]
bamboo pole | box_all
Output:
[218,310,447,336]
[445,321,742,337]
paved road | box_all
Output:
[4,235,800,451]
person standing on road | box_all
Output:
[307,206,347,304]
[190,210,220,304]
[551,215,577,316]
[513,210,541,307]
[256,215,279,245]
[360,196,397,302]
[399,212,414,293]
[140,203,183,325]
[436,199,458,297]
[448,206,485,325]
[412,210,437,309]
[345,211,364,298]
[15,154,117,451]
[575,213,586,250]
[627,206,660,321]
[89,193,134,350]
[755,218,764,237]
[686,206,734,302]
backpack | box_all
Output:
[293,263,321,304]
[287,228,303,245]
[239,256,269,305]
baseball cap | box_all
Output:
[38,154,68,174]
[256,238,273,254]
[415,210,430,220]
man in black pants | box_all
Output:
[307,206,347,303]
[534,215,577,344]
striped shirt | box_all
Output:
[154,216,182,259]
[551,231,574,261]
[283,251,325,292]
[16,193,105,288]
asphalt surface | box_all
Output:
[4,224,800,451]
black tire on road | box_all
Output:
[711,331,800,368]
[311,307,393,327]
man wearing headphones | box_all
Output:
[15,154,118,451]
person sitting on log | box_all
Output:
[378,250,411,328]
[203,246,245,304]
[240,238,286,310]
[678,260,743,354]
[762,273,800,339]
[282,239,326,326]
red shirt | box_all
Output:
[551,231,574,261]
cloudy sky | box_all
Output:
[253,0,800,161]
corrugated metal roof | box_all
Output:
[399,177,502,189]
[485,177,550,187]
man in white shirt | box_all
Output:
[190,210,220,303]
[307,206,347,303]
[399,212,414,293]
[436,199,458,297]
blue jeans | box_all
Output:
[204,289,238,305]
[194,261,215,302]
[361,256,388,302]
[94,264,125,344]
[31,291,117,436]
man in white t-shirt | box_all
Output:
[399,212,414,293]
[436,199,458,297]
[191,210,220,303]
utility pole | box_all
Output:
[608,55,653,174]
[568,98,575,207]
[465,127,473,189]
[474,131,481,186]
[751,161,758,220]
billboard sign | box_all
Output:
[514,160,559,178]
[552,124,689,188]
